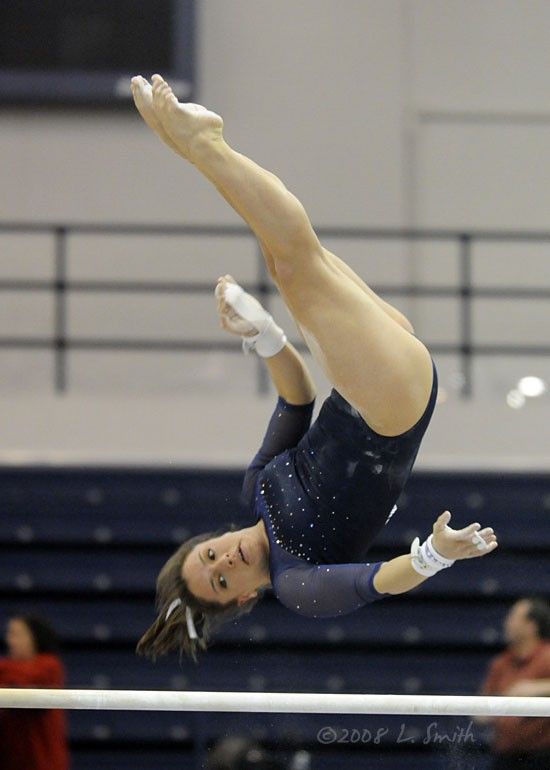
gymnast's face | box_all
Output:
[181,525,270,606]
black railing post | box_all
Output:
[459,234,473,398]
[54,227,67,394]
[256,243,271,396]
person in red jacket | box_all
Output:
[476,596,550,769]
[0,614,69,770]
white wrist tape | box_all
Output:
[224,282,287,358]
[410,534,455,577]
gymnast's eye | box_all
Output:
[207,548,215,560]
[219,575,227,589]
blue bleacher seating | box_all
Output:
[0,467,547,770]
[57,647,493,695]
[0,548,546,598]
[1,469,549,549]
[0,596,510,647]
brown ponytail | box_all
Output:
[136,527,263,663]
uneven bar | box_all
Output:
[0,689,549,717]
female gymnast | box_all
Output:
[132,74,498,662]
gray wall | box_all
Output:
[1,0,549,468]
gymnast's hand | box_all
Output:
[431,511,498,561]
[215,275,260,337]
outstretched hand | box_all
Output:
[431,511,498,561]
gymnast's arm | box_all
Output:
[372,555,431,595]
[273,558,431,618]
[214,274,316,507]
[275,512,498,617]
[240,343,316,507]
[263,341,317,406]
[215,272,316,407]
[246,341,317,467]
[373,510,498,594]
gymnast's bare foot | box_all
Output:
[130,75,182,156]
[149,74,225,162]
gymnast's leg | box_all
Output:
[131,75,433,436]
[130,75,413,334]
[259,239,415,334]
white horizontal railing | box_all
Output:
[0,689,549,716]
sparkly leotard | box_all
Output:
[240,358,438,618]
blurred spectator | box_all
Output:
[0,615,69,770]
[205,734,287,769]
[477,596,550,769]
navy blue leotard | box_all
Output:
[240,358,438,618]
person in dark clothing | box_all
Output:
[0,614,69,770]
[132,74,498,663]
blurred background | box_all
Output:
[0,1,549,769]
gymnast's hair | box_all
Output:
[136,525,263,663]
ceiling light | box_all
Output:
[517,376,547,398]
[506,389,525,409]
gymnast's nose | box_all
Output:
[222,550,237,567]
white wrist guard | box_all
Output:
[410,534,455,577]
[224,282,287,358]
[242,319,287,358]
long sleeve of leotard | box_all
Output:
[271,558,389,618]
[241,396,315,509]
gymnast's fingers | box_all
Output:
[468,539,498,558]
[453,521,482,538]
[432,511,452,532]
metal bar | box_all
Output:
[0,339,257,352]
[0,280,264,294]
[53,228,67,394]
[1,339,549,355]
[256,244,271,396]
[459,346,550,356]
[68,340,258,352]
[0,339,54,349]
[0,688,549,717]
[459,235,473,398]
[0,223,254,237]
[419,109,550,125]
[3,221,550,241]
[461,287,550,299]
[2,280,550,299]
[0,281,57,292]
